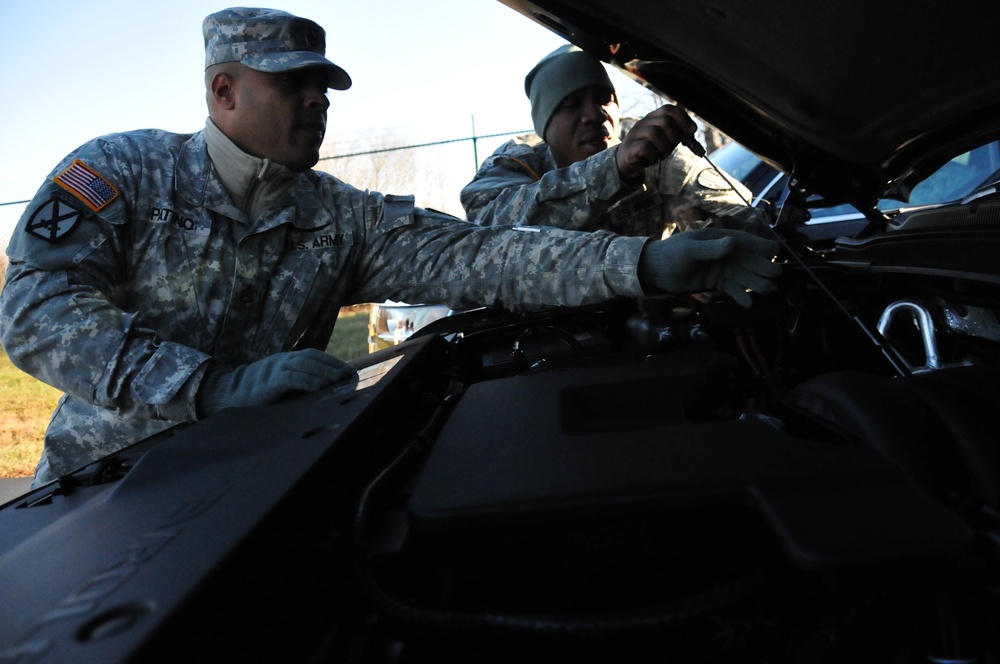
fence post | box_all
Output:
[471,115,479,173]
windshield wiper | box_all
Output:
[961,181,1000,204]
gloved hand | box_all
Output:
[197,348,358,417]
[638,228,782,307]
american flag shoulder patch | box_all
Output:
[53,160,120,212]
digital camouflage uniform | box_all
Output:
[460,133,768,239]
[0,128,648,486]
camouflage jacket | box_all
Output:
[0,128,647,485]
[460,134,767,238]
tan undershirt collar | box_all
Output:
[204,117,297,223]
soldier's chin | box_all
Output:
[579,139,610,157]
[285,151,322,173]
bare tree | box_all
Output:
[315,130,466,217]
[354,130,413,192]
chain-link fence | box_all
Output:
[313,128,532,218]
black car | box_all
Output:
[4,1,1000,662]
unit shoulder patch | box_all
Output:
[25,197,85,243]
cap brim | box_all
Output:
[243,52,352,90]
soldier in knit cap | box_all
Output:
[461,45,767,239]
[1,9,781,488]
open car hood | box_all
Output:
[498,0,1000,213]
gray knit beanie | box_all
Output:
[524,45,617,140]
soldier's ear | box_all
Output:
[210,72,237,110]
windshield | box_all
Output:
[713,139,1000,219]
[709,141,764,182]
[906,142,1000,205]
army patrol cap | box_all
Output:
[525,45,616,139]
[203,7,352,90]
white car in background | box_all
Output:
[366,300,455,353]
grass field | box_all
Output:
[327,305,372,362]
[0,305,372,478]
[0,347,61,478]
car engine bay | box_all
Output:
[3,196,1000,663]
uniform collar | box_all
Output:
[177,123,334,231]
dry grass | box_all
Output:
[0,305,373,478]
[0,347,59,478]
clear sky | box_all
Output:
[0,0,649,248]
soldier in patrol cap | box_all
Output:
[461,45,767,239]
[0,8,781,488]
